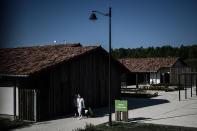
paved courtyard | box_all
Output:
[14,87,197,131]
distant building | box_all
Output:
[0,43,128,121]
[119,57,188,86]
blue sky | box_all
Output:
[1,0,197,49]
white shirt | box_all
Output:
[77,98,84,108]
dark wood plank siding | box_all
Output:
[19,88,34,121]
[170,67,196,85]
[20,48,122,121]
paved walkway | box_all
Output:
[14,88,197,131]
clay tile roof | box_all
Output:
[0,43,100,75]
[119,57,180,72]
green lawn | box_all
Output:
[74,122,197,131]
[0,117,32,130]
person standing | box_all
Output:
[77,94,85,120]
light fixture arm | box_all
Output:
[92,10,109,16]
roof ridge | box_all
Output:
[0,43,83,49]
[119,57,180,60]
[119,57,182,72]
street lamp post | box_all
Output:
[89,7,112,126]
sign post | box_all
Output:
[115,100,128,122]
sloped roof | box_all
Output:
[0,43,100,75]
[119,57,181,72]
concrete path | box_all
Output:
[129,88,197,128]
[14,87,197,131]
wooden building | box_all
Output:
[0,43,128,121]
[119,57,188,86]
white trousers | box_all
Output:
[78,107,82,116]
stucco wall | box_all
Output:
[0,87,18,116]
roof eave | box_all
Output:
[0,74,29,78]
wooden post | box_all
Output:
[136,73,138,89]
[122,111,128,122]
[156,72,157,84]
[115,111,121,121]
[146,73,148,84]
[170,67,171,83]
[163,73,165,84]
[149,73,151,84]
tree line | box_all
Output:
[112,45,197,59]
[112,45,197,67]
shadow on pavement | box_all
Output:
[130,113,197,123]
[36,97,169,121]
[127,98,169,110]
[128,117,151,122]
[93,98,169,118]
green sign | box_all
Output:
[115,100,128,112]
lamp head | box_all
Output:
[89,12,97,20]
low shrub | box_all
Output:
[121,92,158,98]
[73,124,99,131]
[74,122,197,131]
[141,86,167,91]
[0,117,32,130]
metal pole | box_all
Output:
[196,74,197,96]
[108,7,112,126]
[191,74,192,97]
[178,74,180,101]
[185,74,187,99]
